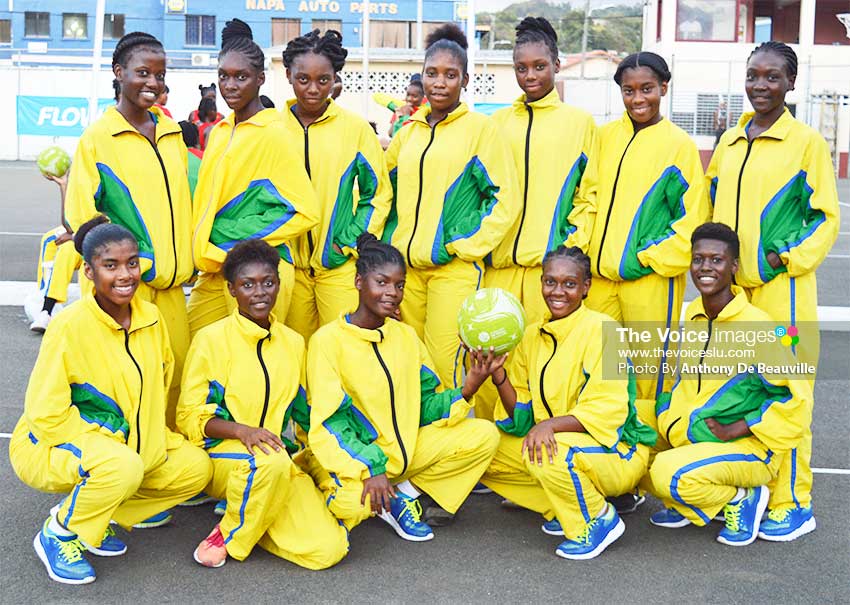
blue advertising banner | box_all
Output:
[16,96,113,137]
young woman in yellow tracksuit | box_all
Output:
[306,234,500,542]
[189,20,319,337]
[645,223,812,547]
[578,52,709,403]
[177,240,347,570]
[384,24,519,388]
[9,217,212,585]
[65,33,194,426]
[706,42,839,541]
[481,246,657,560]
[280,29,392,342]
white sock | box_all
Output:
[47,514,75,537]
[394,480,420,499]
[729,487,746,504]
[596,502,609,518]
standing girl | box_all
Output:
[384,24,518,387]
[189,19,318,337]
[281,29,392,342]
[9,217,211,585]
[65,32,195,426]
[707,41,839,540]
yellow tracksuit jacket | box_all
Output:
[65,106,194,290]
[489,89,598,268]
[583,112,708,281]
[384,103,519,268]
[648,287,813,524]
[282,99,392,271]
[482,305,656,538]
[192,108,319,273]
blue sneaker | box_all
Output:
[758,506,816,542]
[541,517,564,536]
[178,492,216,507]
[649,508,691,528]
[471,482,493,495]
[716,486,769,546]
[33,520,96,585]
[133,510,173,529]
[378,493,434,542]
[213,500,226,516]
[81,526,127,557]
[555,505,625,560]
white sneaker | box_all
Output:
[30,310,51,333]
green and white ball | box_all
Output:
[458,288,526,355]
[36,146,71,178]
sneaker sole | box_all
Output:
[757,516,816,542]
[555,517,625,560]
[716,487,770,547]
[541,523,565,536]
[378,511,434,542]
[471,488,493,495]
[193,547,226,568]
[650,515,691,529]
[80,539,127,557]
[133,515,173,529]
[178,496,217,507]
[33,534,95,585]
[30,325,47,334]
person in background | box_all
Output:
[179,120,202,197]
[713,100,727,149]
[197,97,223,151]
[189,83,223,125]
[155,85,172,118]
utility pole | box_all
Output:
[466,0,476,110]
[89,0,106,126]
[580,0,590,79]
[362,0,370,117]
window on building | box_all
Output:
[676,0,737,41]
[371,21,409,48]
[103,14,125,40]
[186,15,216,47]
[814,0,850,45]
[671,93,745,137]
[271,18,301,46]
[0,19,11,44]
[753,1,800,44]
[63,13,88,40]
[24,12,50,38]
[311,19,342,34]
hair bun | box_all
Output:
[356,232,379,251]
[222,18,254,47]
[73,215,110,255]
[426,23,468,50]
[516,16,558,44]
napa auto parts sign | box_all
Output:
[16,96,113,137]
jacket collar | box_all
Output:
[104,105,181,141]
[337,313,395,343]
[686,285,749,321]
[728,107,794,144]
[229,307,274,341]
[219,107,280,130]
[410,102,469,127]
[285,98,339,126]
[513,87,561,111]
[83,288,160,333]
[617,110,666,135]
[539,304,589,341]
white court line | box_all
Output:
[828,254,850,259]
[0,231,43,236]
[839,201,850,208]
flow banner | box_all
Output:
[16,96,113,137]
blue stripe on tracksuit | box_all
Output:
[208,452,257,545]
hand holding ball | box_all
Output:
[458,288,526,355]
[37,146,71,178]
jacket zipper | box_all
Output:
[697,318,714,393]
[511,104,534,265]
[143,136,178,288]
[371,341,408,474]
[538,329,557,418]
[595,130,638,277]
[123,330,144,453]
[407,117,445,266]
[733,139,755,231]
[295,108,330,276]
[256,335,272,427]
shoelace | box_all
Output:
[399,497,425,524]
[575,518,598,545]
[57,538,86,564]
[766,506,792,523]
[205,526,225,548]
[103,526,117,541]
[723,501,743,532]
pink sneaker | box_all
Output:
[193,524,227,568]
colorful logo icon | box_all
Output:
[775,325,799,347]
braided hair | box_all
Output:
[282,29,348,73]
[199,83,217,98]
[112,32,163,68]
[220,18,265,73]
[515,16,559,63]
[614,51,671,86]
[222,239,280,284]
[74,215,138,265]
[542,246,592,283]
[748,41,798,78]
[425,23,468,75]
[355,233,405,277]
[112,78,121,102]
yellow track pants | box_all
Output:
[204,440,348,570]
[746,271,818,510]
[36,230,81,303]
[585,273,685,401]
[481,432,649,541]
[401,259,484,389]
[187,262,295,339]
[285,261,358,343]
[305,419,499,531]
[645,438,781,526]
[10,425,211,548]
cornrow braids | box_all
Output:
[515,16,559,63]
[282,29,348,73]
[355,233,405,277]
[112,78,121,102]
[74,215,138,265]
[614,51,671,86]
[425,23,468,75]
[222,240,280,284]
[748,40,798,78]
[542,245,592,283]
[220,18,265,74]
[112,31,163,68]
